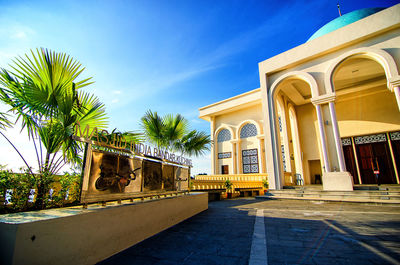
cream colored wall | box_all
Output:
[336,86,400,137]
[215,104,263,130]
[296,103,321,184]
[215,104,264,174]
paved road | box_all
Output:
[98,198,400,265]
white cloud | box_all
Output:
[11,31,27,40]
[112,90,122,94]
[111,99,119,104]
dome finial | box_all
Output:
[337,2,342,16]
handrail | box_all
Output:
[192,174,268,191]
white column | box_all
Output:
[329,102,346,172]
[236,140,242,174]
[258,137,265,173]
[315,104,331,172]
[395,86,400,111]
[210,117,216,174]
[231,141,237,174]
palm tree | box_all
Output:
[0,48,109,208]
[140,110,166,149]
[173,130,211,157]
[140,110,211,158]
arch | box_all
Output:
[267,71,319,189]
[270,71,320,99]
[237,120,261,139]
[215,126,235,141]
[325,47,400,94]
[216,129,232,143]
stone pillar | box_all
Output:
[314,104,331,172]
[257,136,265,173]
[389,77,400,111]
[231,141,237,174]
[394,86,400,111]
[329,101,346,172]
[236,140,242,174]
[210,117,216,174]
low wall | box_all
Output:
[0,192,208,265]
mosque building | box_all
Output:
[199,4,400,191]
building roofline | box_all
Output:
[258,4,400,75]
[199,88,261,120]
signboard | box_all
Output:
[74,122,192,167]
[75,124,190,203]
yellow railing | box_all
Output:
[192,173,267,191]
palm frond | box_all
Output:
[141,110,166,148]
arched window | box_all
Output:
[217,129,231,142]
[240,123,257,138]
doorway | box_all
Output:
[221,165,229,175]
[355,141,396,184]
[308,160,322,184]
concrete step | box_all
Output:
[262,187,400,204]
[271,190,400,195]
[256,194,400,204]
[268,193,400,200]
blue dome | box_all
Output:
[307,7,385,41]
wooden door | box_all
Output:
[342,144,359,184]
[221,165,229,175]
[356,142,396,184]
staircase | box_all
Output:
[257,185,400,204]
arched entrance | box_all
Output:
[330,52,400,184]
[271,74,322,186]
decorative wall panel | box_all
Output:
[218,152,232,159]
[354,134,386,145]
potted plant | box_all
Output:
[262,179,269,194]
[224,179,233,199]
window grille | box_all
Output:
[341,138,352,146]
[240,123,257,138]
[242,148,259,173]
[217,129,231,142]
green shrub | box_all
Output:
[224,179,233,191]
[263,179,269,189]
[51,172,81,207]
[0,166,81,213]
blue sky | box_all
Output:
[0,0,398,174]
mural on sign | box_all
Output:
[94,153,140,193]
[87,150,143,195]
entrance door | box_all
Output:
[221,165,229,175]
[342,139,359,184]
[355,136,396,184]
